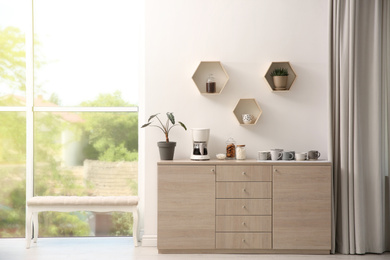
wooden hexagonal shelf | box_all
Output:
[192,61,229,95]
[264,61,297,91]
[233,98,262,125]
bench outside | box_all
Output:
[26,196,139,248]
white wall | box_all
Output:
[142,0,330,245]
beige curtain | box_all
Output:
[330,0,390,254]
[384,0,390,252]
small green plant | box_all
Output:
[270,67,289,77]
[141,112,187,142]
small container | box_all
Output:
[206,74,216,93]
[236,145,246,160]
[225,137,236,159]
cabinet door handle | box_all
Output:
[211,168,215,173]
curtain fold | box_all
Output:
[330,0,390,254]
[383,0,390,252]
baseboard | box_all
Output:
[141,234,157,247]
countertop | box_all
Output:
[158,159,331,166]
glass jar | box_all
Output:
[225,137,236,159]
[236,145,246,160]
[206,74,216,93]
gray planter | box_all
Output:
[157,142,176,160]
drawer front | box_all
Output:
[216,182,271,199]
[216,199,271,215]
[216,233,272,249]
[216,166,271,182]
[216,216,272,232]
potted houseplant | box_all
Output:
[270,67,289,90]
[141,112,187,160]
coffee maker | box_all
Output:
[190,128,210,160]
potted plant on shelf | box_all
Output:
[270,67,289,90]
[141,112,187,160]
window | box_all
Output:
[0,0,141,238]
[0,0,27,238]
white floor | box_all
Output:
[0,238,389,260]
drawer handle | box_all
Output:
[242,222,246,226]
[242,205,246,209]
[242,239,246,243]
[242,171,246,175]
[242,188,247,192]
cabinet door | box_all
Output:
[273,166,331,250]
[158,165,216,250]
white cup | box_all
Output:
[271,150,283,161]
[295,152,307,161]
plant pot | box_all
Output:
[157,141,176,160]
[272,76,288,90]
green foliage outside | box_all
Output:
[0,26,138,238]
[81,91,138,162]
[0,27,26,92]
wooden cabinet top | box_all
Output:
[158,159,331,166]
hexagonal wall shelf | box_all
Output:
[264,61,297,91]
[192,61,229,94]
[233,98,262,125]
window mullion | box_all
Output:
[33,106,139,112]
[26,0,34,202]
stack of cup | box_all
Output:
[257,151,270,161]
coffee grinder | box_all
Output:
[190,128,210,160]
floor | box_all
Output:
[0,238,389,260]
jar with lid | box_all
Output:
[206,74,216,93]
[236,145,246,160]
[225,137,236,159]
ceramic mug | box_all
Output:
[282,151,294,160]
[242,114,254,124]
[295,152,307,161]
[271,150,283,161]
[308,150,321,160]
[258,151,270,161]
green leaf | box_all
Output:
[167,112,175,125]
[141,122,151,128]
[178,121,187,130]
[148,113,159,122]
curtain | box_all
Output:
[384,0,390,251]
[330,0,390,254]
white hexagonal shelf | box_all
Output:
[233,98,263,125]
[192,61,229,95]
[264,61,297,91]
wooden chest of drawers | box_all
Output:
[157,160,331,254]
[216,165,272,249]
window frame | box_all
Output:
[22,0,138,236]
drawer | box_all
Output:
[216,216,272,232]
[216,166,271,182]
[216,233,272,249]
[216,199,271,215]
[216,182,271,199]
